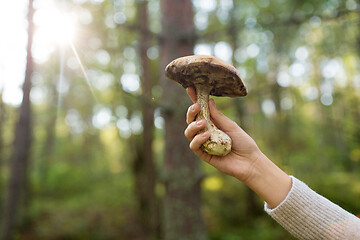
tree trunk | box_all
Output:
[160,0,207,239]
[1,0,34,239]
[38,67,59,187]
[38,107,57,185]
[0,89,4,212]
[131,1,160,239]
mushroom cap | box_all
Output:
[165,55,247,97]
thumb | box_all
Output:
[209,99,239,132]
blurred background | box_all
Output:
[1,0,360,239]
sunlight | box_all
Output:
[0,0,27,106]
[34,4,76,45]
[33,2,77,63]
[33,1,99,110]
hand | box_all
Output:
[184,87,292,208]
[184,87,261,183]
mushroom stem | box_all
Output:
[195,84,211,124]
[195,84,232,156]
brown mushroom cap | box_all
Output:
[165,55,247,97]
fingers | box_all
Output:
[185,101,210,154]
[189,131,210,152]
[186,102,200,125]
[186,98,239,135]
[186,87,197,103]
[208,99,239,132]
[184,119,206,141]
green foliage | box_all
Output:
[1,0,360,239]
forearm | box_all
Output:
[265,177,360,239]
[235,152,360,239]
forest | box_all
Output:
[0,0,360,239]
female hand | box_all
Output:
[185,86,292,208]
[184,87,261,184]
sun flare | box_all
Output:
[33,2,77,62]
[34,4,76,44]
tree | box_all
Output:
[160,0,207,239]
[0,88,4,212]
[1,0,34,239]
[131,0,160,238]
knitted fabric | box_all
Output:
[264,176,360,240]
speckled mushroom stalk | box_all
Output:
[194,84,232,156]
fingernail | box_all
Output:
[201,131,209,137]
[196,120,204,126]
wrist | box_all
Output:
[240,151,292,209]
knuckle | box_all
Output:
[189,141,196,151]
[186,109,192,125]
[184,128,190,139]
[184,123,196,140]
[186,104,199,125]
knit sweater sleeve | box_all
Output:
[264,176,360,240]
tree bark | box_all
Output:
[38,63,59,187]
[160,0,207,239]
[0,89,4,212]
[38,107,56,185]
[131,1,160,239]
[1,0,34,239]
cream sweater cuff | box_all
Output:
[264,176,360,240]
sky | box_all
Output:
[0,0,28,106]
[0,0,348,109]
[0,0,231,107]
[0,0,77,106]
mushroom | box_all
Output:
[165,55,247,156]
